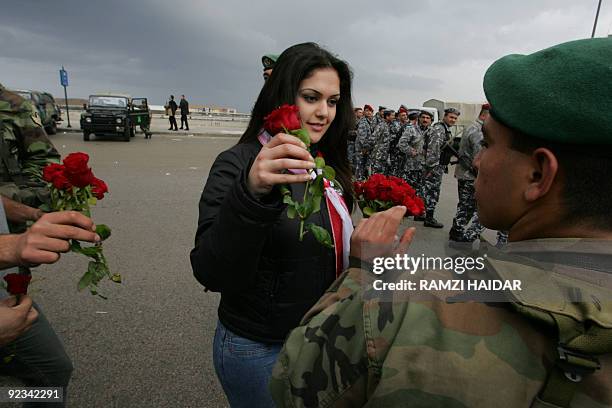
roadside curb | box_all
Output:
[56,128,241,138]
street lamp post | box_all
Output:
[592,0,603,38]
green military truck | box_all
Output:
[80,94,150,142]
[13,89,62,135]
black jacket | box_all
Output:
[179,99,189,115]
[168,100,178,115]
[190,139,338,343]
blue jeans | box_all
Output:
[213,321,281,408]
[0,304,72,407]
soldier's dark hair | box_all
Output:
[509,131,612,230]
[239,42,355,210]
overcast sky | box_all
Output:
[2,0,610,112]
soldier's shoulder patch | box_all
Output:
[30,110,43,127]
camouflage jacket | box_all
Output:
[454,119,483,180]
[424,122,451,170]
[270,239,612,408]
[355,117,375,154]
[397,124,424,172]
[0,83,60,207]
[369,121,392,174]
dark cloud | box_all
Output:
[1,0,610,111]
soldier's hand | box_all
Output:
[350,206,416,262]
[11,211,100,266]
[0,295,38,346]
[247,134,315,196]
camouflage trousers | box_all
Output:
[422,166,444,213]
[450,179,480,240]
[402,170,423,198]
[369,156,389,176]
[389,152,405,178]
[347,141,356,171]
[354,152,369,180]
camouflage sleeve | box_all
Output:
[397,127,418,157]
[466,129,483,161]
[270,268,373,408]
[15,103,61,181]
[357,120,375,152]
[424,125,444,169]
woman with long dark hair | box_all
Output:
[190,42,355,407]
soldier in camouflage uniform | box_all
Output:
[421,107,459,228]
[0,83,74,407]
[388,107,409,177]
[368,110,394,175]
[347,107,363,173]
[354,105,375,180]
[0,84,60,211]
[396,119,425,195]
[449,104,489,242]
[371,105,385,130]
[270,37,612,408]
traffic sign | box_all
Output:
[60,68,68,87]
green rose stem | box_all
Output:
[298,174,312,242]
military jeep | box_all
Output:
[80,94,150,142]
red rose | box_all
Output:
[4,273,31,295]
[63,152,90,173]
[42,163,65,183]
[389,187,405,204]
[63,152,95,187]
[363,183,378,201]
[353,181,364,197]
[91,177,108,200]
[263,104,302,135]
[52,173,73,190]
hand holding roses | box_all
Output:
[247,134,315,197]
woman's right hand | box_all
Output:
[247,133,315,196]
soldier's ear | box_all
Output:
[524,148,559,202]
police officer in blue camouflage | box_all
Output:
[388,107,410,177]
[372,105,385,129]
[348,107,363,172]
[449,104,488,241]
[369,109,395,175]
[421,107,459,228]
[397,115,425,197]
[354,104,375,179]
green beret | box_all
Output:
[483,37,612,145]
[262,54,279,71]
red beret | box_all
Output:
[399,107,408,114]
[482,103,491,110]
[364,104,373,111]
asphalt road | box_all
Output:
[0,130,488,407]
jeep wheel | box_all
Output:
[83,132,90,141]
[130,126,135,137]
[45,121,57,135]
[123,128,130,142]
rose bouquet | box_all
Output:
[263,104,336,248]
[354,174,425,217]
[41,152,119,298]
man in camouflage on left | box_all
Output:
[0,83,75,407]
[0,83,60,211]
